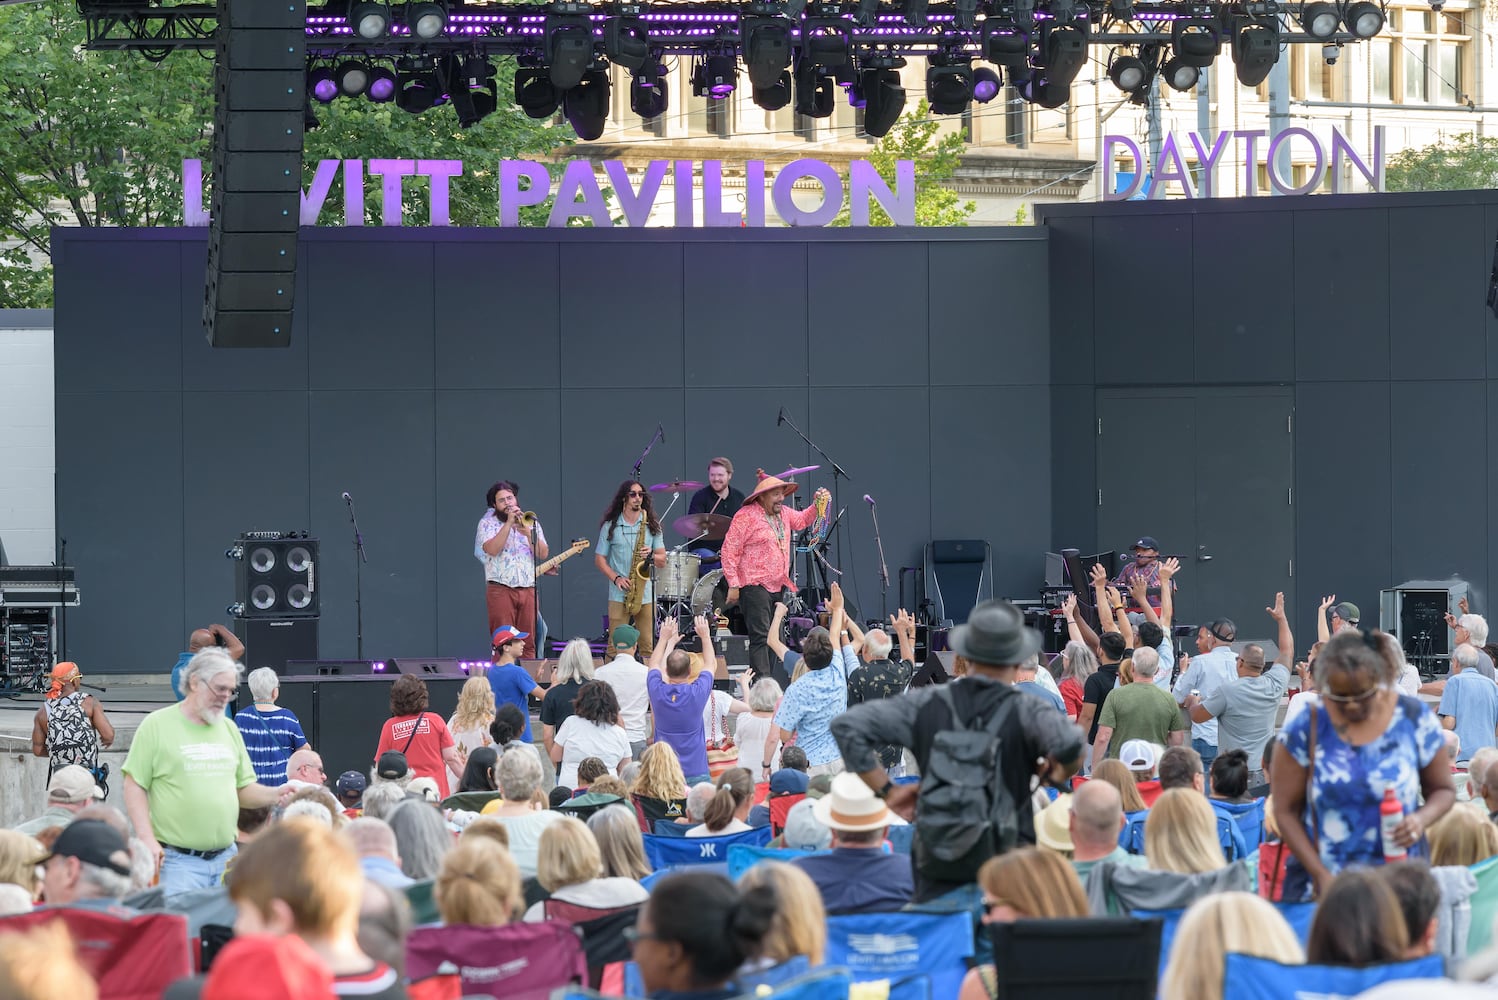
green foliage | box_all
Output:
[1384,132,1498,193]
[0,0,562,306]
[833,100,978,227]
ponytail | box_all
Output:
[703,786,738,832]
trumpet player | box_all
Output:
[477,480,548,659]
[596,480,666,656]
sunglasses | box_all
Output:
[622,926,661,946]
[1321,685,1381,705]
[626,490,646,497]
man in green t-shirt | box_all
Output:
[1092,647,1187,762]
[124,649,290,898]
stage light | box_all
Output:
[984,25,1030,72]
[1161,56,1199,90]
[805,21,851,67]
[515,67,561,119]
[903,0,929,26]
[1107,51,1149,95]
[308,66,338,104]
[368,65,397,102]
[744,19,791,89]
[1344,1,1384,38]
[860,67,906,136]
[395,56,441,113]
[349,0,390,38]
[443,54,498,127]
[1020,77,1070,108]
[926,60,974,115]
[605,13,650,71]
[405,0,447,39]
[752,70,793,111]
[1232,17,1279,86]
[1039,22,1087,88]
[1301,2,1341,39]
[1171,17,1220,68]
[564,67,611,140]
[704,53,738,98]
[972,66,1002,103]
[631,56,670,118]
[795,63,836,117]
[545,10,594,91]
[854,0,879,28]
[335,60,371,97]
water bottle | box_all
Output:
[1380,787,1407,863]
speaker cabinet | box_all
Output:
[229,533,319,618]
[232,618,319,673]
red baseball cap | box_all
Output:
[492,626,528,645]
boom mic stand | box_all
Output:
[343,492,367,661]
[867,496,889,622]
[632,424,664,484]
[774,408,852,592]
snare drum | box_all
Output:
[657,551,701,599]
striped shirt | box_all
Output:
[232,706,307,785]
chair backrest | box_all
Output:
[990,917,1162,1000]
[1212,807,1249,862]
[825,909,973,1000]
[0,908,192,1000]
[643,825,773,870]
[885,824,915,855]
[403,878,440,926]
[1133,902,1316,985]
[768,793,807,835]
[1221,952,1445,1000]
[1120,810,1149,854]
[727,843,821,880]
[1211,798,1266,849]
[925,540,992,626]
[619,958,845,999]
[441,789,503,813]
[406,920,588,1000]
[652,817,691,837]
[543,901,643,989]
[1470,855,1498,955]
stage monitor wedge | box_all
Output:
[203,0,306,348]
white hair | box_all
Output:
[1469,747,1498,794]
[345,817,400,860]
[361,783,409,821]
[863,629,893,660]
[684,782,716,822]
[78,860,132,901]
[1132,647,1161,679]
[747,678,782,713]
[183,648,241,693]
[247,667,280,703]
[553,638,596,685]
[1456,643,1481,671]
[1461,615,1490,647]
[282,800,334,827]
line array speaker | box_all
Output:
[203,0,306,348]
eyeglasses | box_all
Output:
[209,683,237,699]
[1321,685,1381,705]
[622,926,660,946]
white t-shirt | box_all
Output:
[522,877,650,921]
[702,690,734,741]
[1398,661,1421,697]
[596,655,651,743]
[1284,690,1318,726]
[687,817,751,837]
[734,713,778,773]
[555,716,633,788]
[478,807,561,876]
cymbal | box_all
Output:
[776,464,820,478]
[674,512,731,541]
[650,480,704,493]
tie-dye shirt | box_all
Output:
[1277,693,1444,876]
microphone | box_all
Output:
[863,494,876,506]
[777,407,784,426]
[341,492,352,502]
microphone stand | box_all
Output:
[632,425,664,484]
[344,494,367,660]
[776,409,852,600]
[56,535,67,664]
[868,499,889,622]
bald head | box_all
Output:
[1239,644,1266,674]
[188,629,215,652]
[344,817,400,863]
[1070,779,1125,859]
[287,748,325,785]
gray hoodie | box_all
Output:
[1084,859,1253,916]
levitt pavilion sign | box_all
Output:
[181,157,918,227]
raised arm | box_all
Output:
[1130,577,1162,632]
[1157,558,1178,630]
[648,617,681,674]
[891,609,916,663]
[1066,593,1102,659]
[1316,594,1335,644]
[1268,592,1294,667]
[1108,587,1134,648]
[1091,564,1117,635]
[767,602,790,661]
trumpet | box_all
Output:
[506,509,537,530]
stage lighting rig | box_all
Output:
[630,55,671,118]
[804,6,852,66]
[1171,16,1220,67]
[795,62,837,117]
[514,63,563,119]
[406,0,448,39]
[605,5,651,71]
[1037,20,1087,89]
[743,16,791,88]
[1107,44,1158,102]
[1300,2,1341,38]
[565,67,611,139]
[752,70,794,110]
[546,2,594,91]
[926,54,974,114]
[444,53,499,126]
[335,59,371,97]
[1231,15,1279,85]
[308,65,338,104]
[972,66,1002,103]
[348,0,390,38]
[857,64,907,136]
[692,51,739,98]
[984,22,1031,74]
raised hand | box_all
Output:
[1129,576,1149,602]
[1159,557,1180,582]
[1319,594,1336,613]
[1267,592,1286,620]
[1460,596,1471,616]
[829,582,845,610]
[1106,586,1123,609]
[1061,593,1078,616]
[658,616,680,643]
[772,601,788,623]
[1089,563,1108,590]
[694,614,713,638]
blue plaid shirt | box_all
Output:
[772,641,856,766]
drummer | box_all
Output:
[686,457,744,564]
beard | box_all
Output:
[192,704,224,726]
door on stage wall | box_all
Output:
[1096,386,1294,649]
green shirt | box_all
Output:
[123,704,255,851]
[1072,846,1145,883]
[1097,680,1187,758]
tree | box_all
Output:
[1384,132,1498,193]
[833,100,977,227]
[0,0,562,307]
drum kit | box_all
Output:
[643,464,823,631]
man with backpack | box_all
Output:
[830,600,1086,901]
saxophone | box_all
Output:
[621,512,652,618]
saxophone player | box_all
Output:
[477,480,548,659]
[720,471,832,686]
[595,481,666,656]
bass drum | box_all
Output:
[691,569,728,619]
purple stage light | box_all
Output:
[973,77,999,101]
[710,82,734,98]
[368,76,397,101]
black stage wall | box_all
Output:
[52,226,1053,672]
[1039,188,1498,645]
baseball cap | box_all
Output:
[1332,602,1360,625]
[46,819,131,876]
[492,625,528,645]
[335,770,367,801]
[768,768,811,796]
[203,934,335,1000]
[1119,739,1159,772]
[1206,618,1237,643]
[781,798,831,850]
[376,751,409,781]
[610,624,640,650]
[1133,536,1160,551]
[47,764,104,804]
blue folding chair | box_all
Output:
[1221,952,1444,1000]
[726,843,821,880]
[885,825,915,855]
[640,863,730,891]
[643,826,773,870]
[1209,802,1250,861]
[1213,798,1266,850]
[621,957,837,997]
[652,818,691,837]
[825,909,972,1000]
[1120,809,1149,854]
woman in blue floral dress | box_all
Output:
[1271,629,1455,900]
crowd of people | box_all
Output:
[11,546,1498,1000]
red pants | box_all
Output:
[486,583,536,659]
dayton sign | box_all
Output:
[1102,124,1384,199]
[181,157,918,227]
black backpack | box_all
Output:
[913,683,1022,884]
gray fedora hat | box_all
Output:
[949,600,1043,666]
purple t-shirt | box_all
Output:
[647,670,714,778]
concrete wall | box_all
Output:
[0,311,56,567]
